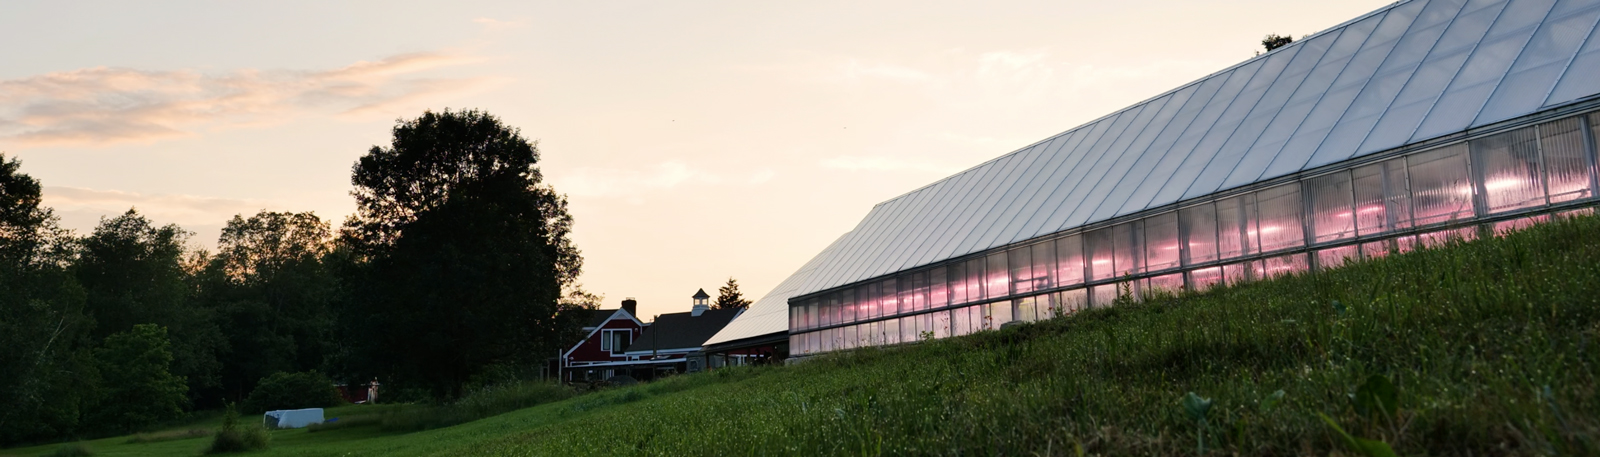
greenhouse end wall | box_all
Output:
[789,109,1600,356]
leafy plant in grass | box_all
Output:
[240,371,344,413]
[1320,375,1403,457]
[1180,392,1212,454]
[204,403,269,454]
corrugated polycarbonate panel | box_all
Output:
[837,160,998,288]
[1247,14,1392,183]
[1109,61,1267,218]
[920,136,1059,269]
[1545,4,1600,104]
[791,0,1600,299]
[1304,0,1470,171]
[1140,57,1270,210]
[1480,0,1600,123]
[966,130,1092,255]
[983,106,1130,249]
[864,156,992,280]
[1260,1,1430,182]
[1207,27,1348,196]
[871,168,974,276]
[1177,43,1311,201]
[952,134,1087,259]
[1363,0,1512,155]
[1031,103,1155,237]
[1083,84,1204,222]
[876,155,998,277]
[1049,93,1178,233]
[998,126,1106,248]
[1412,0,1561,142]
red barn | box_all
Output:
[556,298,646,382]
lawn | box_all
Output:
[6,213,1600,456]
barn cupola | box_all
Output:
[691,288,711,316]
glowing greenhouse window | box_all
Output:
[1255,184,1305,252]
[1144,212,1181,272]
[1408,144,1475,226]
[1307,172,1356,244]
[1180,203,1219,265]
[1085,228,1115,281]
[1538,117,1594,204]
[1055,235,1085,287]
[1352,158,1411,236]
[1472,126,1545,213]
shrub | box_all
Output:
[205,404,269,454]
[44,442,94,457]
[240,371,344,413]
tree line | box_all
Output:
[0,109,593,445]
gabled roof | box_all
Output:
[626,307,743,354]
[584,310,613,328]
[562,308,644,359]
[792,0,1600,297]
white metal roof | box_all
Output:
[788,0,1600,297]
[701,234,849,347]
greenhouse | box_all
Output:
[712,0,1600,357]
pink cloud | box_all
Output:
[0,52,489,146]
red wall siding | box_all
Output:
[566,317,643,363]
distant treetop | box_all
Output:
[1262,34,1294,52]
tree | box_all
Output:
[91,324,187,432]
[340,109,586,398]
[196,211,339,402]
[714,277,753,310]
[0,154,95,445]
[1262,34,1294,52]
[76,209,225,407]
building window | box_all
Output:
[600,329,631,355]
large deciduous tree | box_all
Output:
[76,209,225,406]
[341,109,585,398]
[0,154,95,445]
[195,211,339,401]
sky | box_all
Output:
[0,0,1393,320]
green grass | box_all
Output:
[6,213,1600,456]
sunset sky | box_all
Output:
[1,0,1392,319]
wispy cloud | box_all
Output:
[549,161,778,204]
[43,186,279,225]
[0,52,490,146]
[549,161,708,203]
[834,60,938,85]
[41,185,304,247]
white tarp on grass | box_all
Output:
[263,408,324,429]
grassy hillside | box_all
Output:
[7,213,1600,456]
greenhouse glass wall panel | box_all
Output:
[772,0,1600,356]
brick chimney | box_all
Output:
[621,298,637,316]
